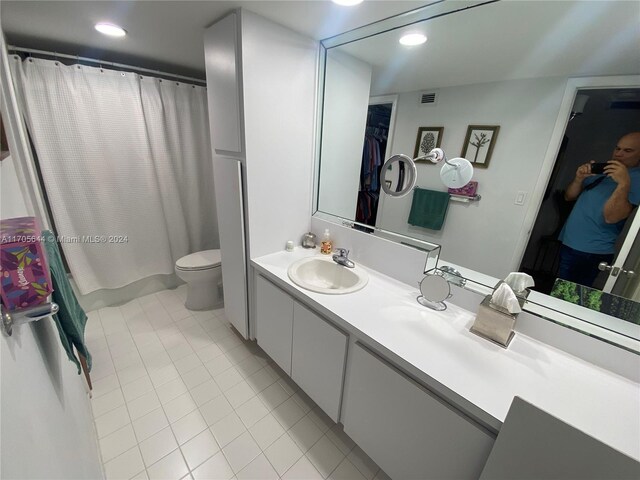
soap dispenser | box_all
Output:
[320,229,333,255]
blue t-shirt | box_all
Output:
[560,168,640,254]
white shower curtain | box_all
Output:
[13,57,218,294]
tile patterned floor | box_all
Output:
[87,286,390,480]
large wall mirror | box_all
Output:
[315,0,640,351]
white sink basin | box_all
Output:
[287,256,369,294]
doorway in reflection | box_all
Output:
[355,102,392,230]
[520,87,640,321]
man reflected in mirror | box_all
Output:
[558,132,640,287]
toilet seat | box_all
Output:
[176,249,221,271]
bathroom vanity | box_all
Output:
[251,249,640,479]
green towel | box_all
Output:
[43,230,91,374]
[408,188,450,230]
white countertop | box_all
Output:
[252,248,640,461]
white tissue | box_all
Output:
[504,272,535,293]
[490,283,522,314]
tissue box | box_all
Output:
[470,295,517,347]
[0,217,53,310]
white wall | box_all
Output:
[317,49,372,220]
[241,10,318,258]
[0,168,103,480]
[376,77,567,277]
[1,38,103,480]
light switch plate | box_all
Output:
[515,191,526,206]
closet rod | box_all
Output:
[8,45,207,85]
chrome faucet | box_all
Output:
[332,248,355,268]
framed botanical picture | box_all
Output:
[413,127,444,161]
[460,125,500,168]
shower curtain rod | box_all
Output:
[8,45,207,86]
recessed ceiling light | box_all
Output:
[399,33,427,46]
[95,23,127,37]
[332,0,364,6]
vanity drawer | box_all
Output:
[342,342,495,479]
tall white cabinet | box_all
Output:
[204,10,317,338]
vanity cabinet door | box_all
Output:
[291,302,348,422]
[255,275,293,375]
[342,342,495,480]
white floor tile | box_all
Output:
[291,390,316,414]
[235,357,263,379]
[272,397,306,430]
[190,379,222,407]
[180,429,220,470]
[224,381,255,409]
[122,375,155,403]
[306,436,345,478]
[347,446,380,480]
[100,424,138,462]
[164,392,198,423]
[306,407,334,434]
[204,355,233,379]
[325,425,355,456]
[133,407,169,442]
[225,343,252,365]
[156,377,189,405]
[118,364,149,386]
[235,396,269,429]
[236,454,279,480]
[195,344,224,363]
[373,469,392,480]
[264,432,304,476]
[167,342,196,362]
[248,414,285,450]
[191,451,234,480]
[92,373,121,399]
[181,366,212,390]
[210,413,247,448]
[174,353,203,376]
[104,446,145,480]
[217,333,242,352]
[222,431,262,474]
[328,458,367,480]
[288,415,324,453]
[92,388,125,418]
[139,427,178,467]
[200,395,233,426]
[207,325,234,343]
[147,449,189,480]
[128,390,162,421]
[259,382,290,411]
[113,352,144,372]
[96,405,131,439]
[171,410,209,445]
[131,470,150,480]
[244,368,277,394]
[149,364,180,388]
[281,456,323,480]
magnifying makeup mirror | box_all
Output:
[381,154,418,197]
[417,273,451,311]
[415,148,474,189]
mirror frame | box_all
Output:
[313,0,640,353]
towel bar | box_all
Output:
[450,194,481,202]
[1,302,59,336]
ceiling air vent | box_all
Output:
[419,91,438,106]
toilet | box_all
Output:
[175,249,223,311]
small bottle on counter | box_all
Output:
[320,228,333,255]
